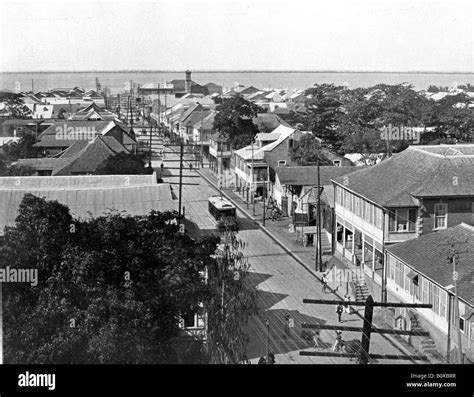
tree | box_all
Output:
[304,84,346,152]
[290,134,333,165]
[206,217,258,363]
[95,152,153,175]
[428,93,474,143]
[1,194,219,363]
[213,97,262,150]
[0,92,31,119]
[3,135,40,161]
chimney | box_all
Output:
[185,70,192,94]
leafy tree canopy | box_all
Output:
[95,152,153,175]
[1,194,220,364]
[213,97,262,150]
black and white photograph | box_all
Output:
[0,0,473,394]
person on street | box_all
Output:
[344,294,352,314]
[283,313,291,338]
[322,273,328,293]
[333,330,344,352]
[313,329,324,350]
[336,303,344,323]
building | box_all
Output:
[0,173,174,236]
[209,133,232,175]
[385,223,474,363]
[33,120,136,155]
[168,71,208,98]
[274,166,356,221]
[332,144,474,303]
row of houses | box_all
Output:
[328,144,474,363]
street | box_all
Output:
[162,147,426,364]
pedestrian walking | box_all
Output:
[333,330,344,352]
[336,303,344,323]
[313,329,324,350]
[344,294,351,314]
[283,313,291,338]
[321,273,328,293]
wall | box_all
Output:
[420,197,474,235]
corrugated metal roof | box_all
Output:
[0,175,175,235]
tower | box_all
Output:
[185,70,192,94]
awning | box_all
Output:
[406,270,418,280]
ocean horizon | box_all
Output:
[1,70,473,94]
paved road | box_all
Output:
[162,147,425,364]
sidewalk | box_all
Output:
[197,167,435,363]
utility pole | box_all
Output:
[300,296,432,363]
[149,123,153,168]
[449,250,463,364]
[251,142,255,216]
[178,142,184,219]
[315,161,323,272]
[0,281,3,364]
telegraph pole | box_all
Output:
[450,251,463,364]
[0,281,3,364]
[251,142,255,216]
[178,142,184,219]
[149,123,153,168]
[315,161,323,272]
[300,295,432,363]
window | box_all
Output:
[439,290,447,319]
[395,261,404,287]
[434,203,448,229]
[433,285,440,315]
[460,317,465,333]
[422,278,429,304]
[333,160,341,166]
[374,207,383,229]
[389,209,417,232]
[354,196,361,217]
[278,160,286,167]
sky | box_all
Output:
[0,0,473,72]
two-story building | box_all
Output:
[385,223,474,363]
[332,144,474,303]
[233,125,298,199]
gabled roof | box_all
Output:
[234,125,297,160]
[182,111,211,128]
[191,111,215,130]
[240,86,261,95]
[386,223,474,305]
[333,145,474,207]
[178,103,207,124]
[34,120,115,148]
[52,135,128,175]
[277,166,356,186]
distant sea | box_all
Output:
[1,71,473,94]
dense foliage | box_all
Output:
[213,97,262,150]
[1,194,219,363]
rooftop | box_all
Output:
[386,223,474,305]
[333,145,474,207]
